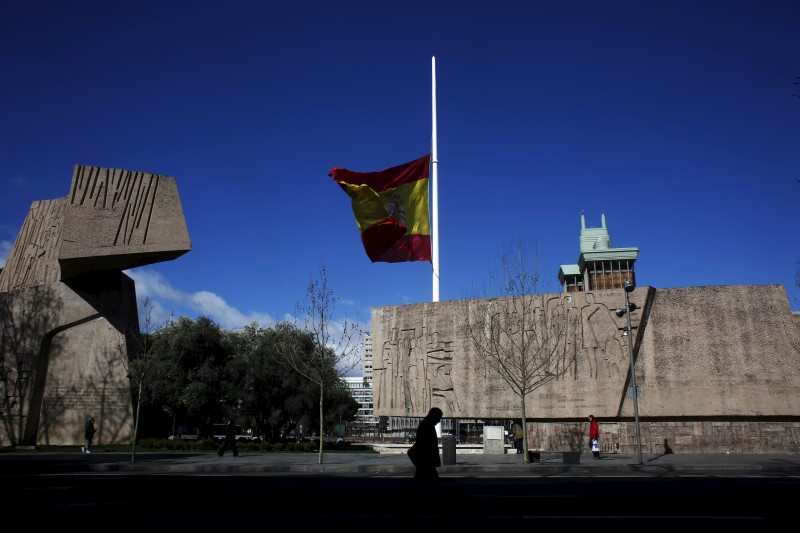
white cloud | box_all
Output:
[0,240,12,267]
[325,316,367,377]
[125,268,370,377]
[126,268,274,330]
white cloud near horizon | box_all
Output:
[126,268,275,330]
[125,268,370,377]
[0,240,11,267]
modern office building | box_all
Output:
[342,376,377,436]
[341,332,377,436]
[362,331,373,382]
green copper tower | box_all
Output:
[558,213,639,292]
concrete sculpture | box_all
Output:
[0,165,191,446]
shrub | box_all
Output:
[137,438,161,449]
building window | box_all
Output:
[586,260,635,291]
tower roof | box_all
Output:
[558,212,639,286]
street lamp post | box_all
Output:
[617,279,643,465]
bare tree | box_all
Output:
[276,263,361,464]
[118,297,172,463]
[464,238,574,464]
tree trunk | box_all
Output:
[521,393,529,464]
[318,382,324,464]
[131,381,142,463]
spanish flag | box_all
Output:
[330,153,432,263]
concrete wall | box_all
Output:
[372,285,800,453]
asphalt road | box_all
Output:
[2,471,795,525]
[3,451,798,526]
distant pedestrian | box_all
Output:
[589,414,600,459]
[406,407,443,496]
[512,421,524,454]
[82,417,96,453]
[217,420,239,457]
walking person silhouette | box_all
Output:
[217,420,239,457]
[81,417,96,453]
[406,407,443,497]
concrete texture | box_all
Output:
[0,165,191,447]
[372,284,800,453]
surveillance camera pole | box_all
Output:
[624,281,644,465]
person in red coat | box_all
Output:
[588,414,600,459]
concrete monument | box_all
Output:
[0,165,191,447]
[372,284,800,453]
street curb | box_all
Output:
[88,462,800,476]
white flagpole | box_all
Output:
[431,56,439,303]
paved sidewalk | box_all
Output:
[3,449,799,476]
[90,450,800,476]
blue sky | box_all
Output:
[2,1,798,343]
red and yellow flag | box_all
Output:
[329,154,431,263]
